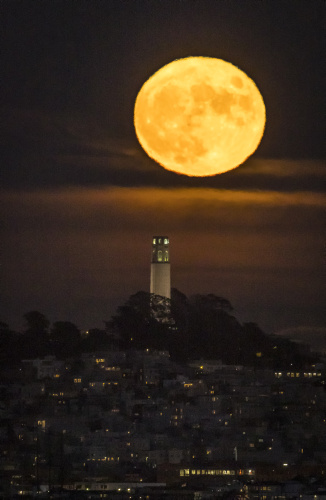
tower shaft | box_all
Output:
[150,236,171,299]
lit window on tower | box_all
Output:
[158,250,162,262]
[153,238,156,244]
[164,238,169,244]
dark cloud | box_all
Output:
[1,105,325,191]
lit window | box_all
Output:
[153,238,156,244]
[164,238,168,244]
[158,250,163,262]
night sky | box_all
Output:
[1,1,325,345]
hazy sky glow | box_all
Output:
[1,1,325,340]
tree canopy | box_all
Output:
[0,292,316,368]
[24,310,50,337]
[107,289,313,367]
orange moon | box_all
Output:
[134,57,266,176]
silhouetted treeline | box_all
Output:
[109,289,315,368]
[0,290,316,368]
[0,312,114,366]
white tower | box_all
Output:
[150,236,171,299]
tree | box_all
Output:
[22,311,50,358]
[185,293,238,360]
[51,321,80,343]
[0,321,11,342]
[82,328,112,351]
[0,321,18,366]
[108,291,171,350]
[50,321,81,357]
[190,293,233,314]
[107,289,313,367]
[24,311,50,337]
[171,288,191,333]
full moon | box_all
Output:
[134,57,266,176]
